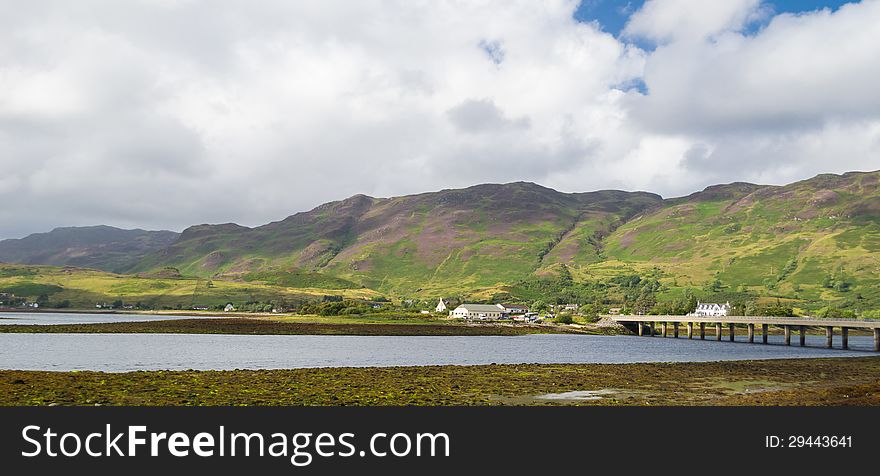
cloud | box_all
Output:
[623,0,880,187]
[0,0,878,239]
[446,99,530,134]
[624,0,767,43]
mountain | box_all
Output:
[0,225,179,273]
[6,171,880,310]
[131,183,662,294]
[603,170,880,304]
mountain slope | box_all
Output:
[0,226,179,273]
[131,183,662,294]
[603,170,880,303]
[11,171,879,309]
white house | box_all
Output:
[692,301,731,317]
[451,303,505,320]
[224,303,235,312]
[435,299,448,313]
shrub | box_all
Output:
[555,313,574,325]
[816,307,856,319]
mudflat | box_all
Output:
[2,357,878,406]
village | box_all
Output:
[1,288,735,323]
[434,299,731,322]
[433,298,732,322]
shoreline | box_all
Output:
[0,317,599,336]
[2,356,878,406]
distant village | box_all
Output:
[1,288,735,322]
[431,298,731,323]
[432,299,731,322]
[0,292,40,309]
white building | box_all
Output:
[451,303,505,320]
[435,299,448,313]
[500,304,528,314]
[692,301,731,317]
[224,303,235,312]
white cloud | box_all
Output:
[0,0,878,239]
[624,0,767,43]
[622,0,880,189]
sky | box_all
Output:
[1,0,878,239]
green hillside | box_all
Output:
[0,263,381,310]
[130,183,662,295]
[601,171,880,312]
[5,171,880,315]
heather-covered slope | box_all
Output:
[0,226,179,273]
[604,171,880,303]
[131,183,662,294]
[11,171,879,309]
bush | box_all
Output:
[816,307,856,319]
[755,304,795,317]
[555,313,574,325]
[860,309,880,319]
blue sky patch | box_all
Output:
[574,0,856,37]
[479,39,505,65]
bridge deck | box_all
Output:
[609,315,880,329]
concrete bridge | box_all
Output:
[609,315,880,351]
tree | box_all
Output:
[579,303,601,322]
[704,278,722,293]
[817,307,856,319]
[555,313,574,325]
[684,291,698,314]
[634,290,656,315]
[745,300,758,316]
[822,274,834,289]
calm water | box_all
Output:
[0,312,219,326]
[0,333,874,372]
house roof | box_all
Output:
[455,304,503,312]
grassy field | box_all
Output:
[0,263,383,309]
[2,357,878,406]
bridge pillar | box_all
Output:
[649,322,655,337]
[662,322,668,338]
[800,326,806,347]
[842,327,849,350]
[674,322,679,338]
[784,325,791,346]
[874,329,880,352]
[748,324,755,343]
[700,323,705,340]
[762,324,768,344]
[728,323,735,342]
[826,327,833,349]
[687,322,693,339]
[715,323,722,341]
